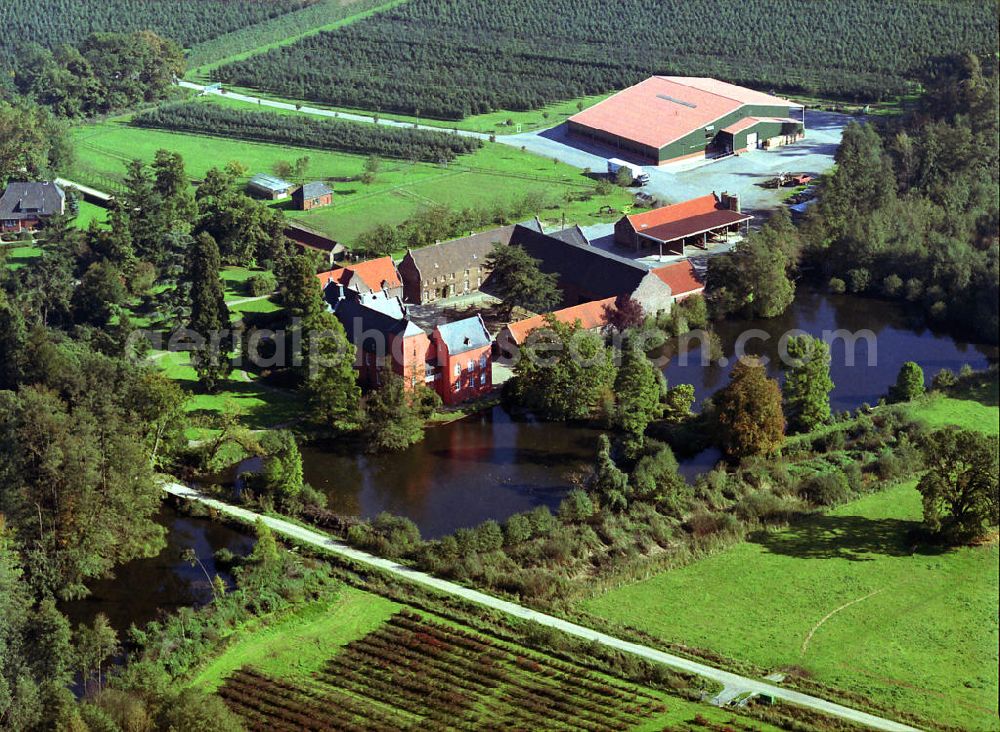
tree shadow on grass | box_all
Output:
[749,514,949,562]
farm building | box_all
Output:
[317,256,403,300]
[0,181,64,232]
[568,77,805,165]
[246,173,295,199]
[293,181,334,210]
[614,193,752,255]
[496,297,614,359]
[651,260,705,300]
[285,222,346,266]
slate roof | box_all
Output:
[299,181,333,198]
[651,260,704,298]
[545,224,589,247]
[504,297,615,345]
[512,225,651,301]
[0,181,64,219]
[625,194,751,244]
[405,225,519,277]
[331,288,423,350]
[435,315,491,355]
[568,76,801,149]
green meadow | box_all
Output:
[68,116,632,245]
[582,388,1000,731]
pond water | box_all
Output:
[302,291,994,538]
[62,506,255,636]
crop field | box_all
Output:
[214,609,778,731]
[68,119,633,244]
[0,0,313,71]
[582,473,999,730]
[212,0,998,118]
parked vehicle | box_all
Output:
[607,158,649,186]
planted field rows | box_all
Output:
[218,611,667,731]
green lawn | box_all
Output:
[2,243,42,270]
[68,117,633,245]
[72,200,108,229]
[582,481,999,730]
[906,376,999,435]
[188,586,398,690]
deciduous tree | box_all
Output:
[714,358,785,458]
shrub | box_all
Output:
[882,274,903,296]
[827,277,846,294]
[246,271,277,296]
[846,267,871,293]
[875,448,904,481]
[734,492,797,525]
[931,368,958,390]
[799,471,849,505]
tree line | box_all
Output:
[212,0,998,119]
[13,31,184,118]
[0,0,311,84]
[803,54,999,344]
[132,101,482,161]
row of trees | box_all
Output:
[133,101,482,161]
[13,32,184,118]
[213,0,997,118]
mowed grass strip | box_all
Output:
[189,586,398,691]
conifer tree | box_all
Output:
[782,335,834,432]
[613,344,664,440]
[186,232,232,391]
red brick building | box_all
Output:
[431,316,493,405]
[292,181,334,211]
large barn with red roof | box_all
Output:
[568,77,805,165]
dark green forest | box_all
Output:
[0,0,312,70]
[804,55,999,344]
[213,0,998,119]
[132,101,482,161]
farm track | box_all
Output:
[164,481,920,732]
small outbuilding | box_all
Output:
[246,173,295,200]
[614,193,752,256]
[292,181,334,211]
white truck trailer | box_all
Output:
[607,158,649,186]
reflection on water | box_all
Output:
[664,289,994,411]
[61,506,255,635]
[303,291,994,538]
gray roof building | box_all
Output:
[247,173,294,198]
[434,315,491,355]
[299,181,333,199]
[0,181,65,220]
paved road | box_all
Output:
[177,80,491,140]
[54,177,112,203]
[164,482,918,732]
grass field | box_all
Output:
[583,481,999,730]
[189,586,398,690]
[73,201,109,229]
[68,117,633,244]
[582,386,1000,731]
[905,375,999,435]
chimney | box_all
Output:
[721,191,741,213]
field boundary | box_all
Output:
[800,589,884,655]
[163,481,919,732]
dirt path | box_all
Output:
[801,589,884,655]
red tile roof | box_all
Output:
[652,260,704,298]
[316,256,401,292]
[505,297,615,345]
[626,194,752,244]
[569,76,800,150]
[721,116,760,135]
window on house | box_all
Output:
[479,372,487,386]
[454,363,461,376]
[479,355,488,369]
[467,360,474,371]
[453,380,460,392]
